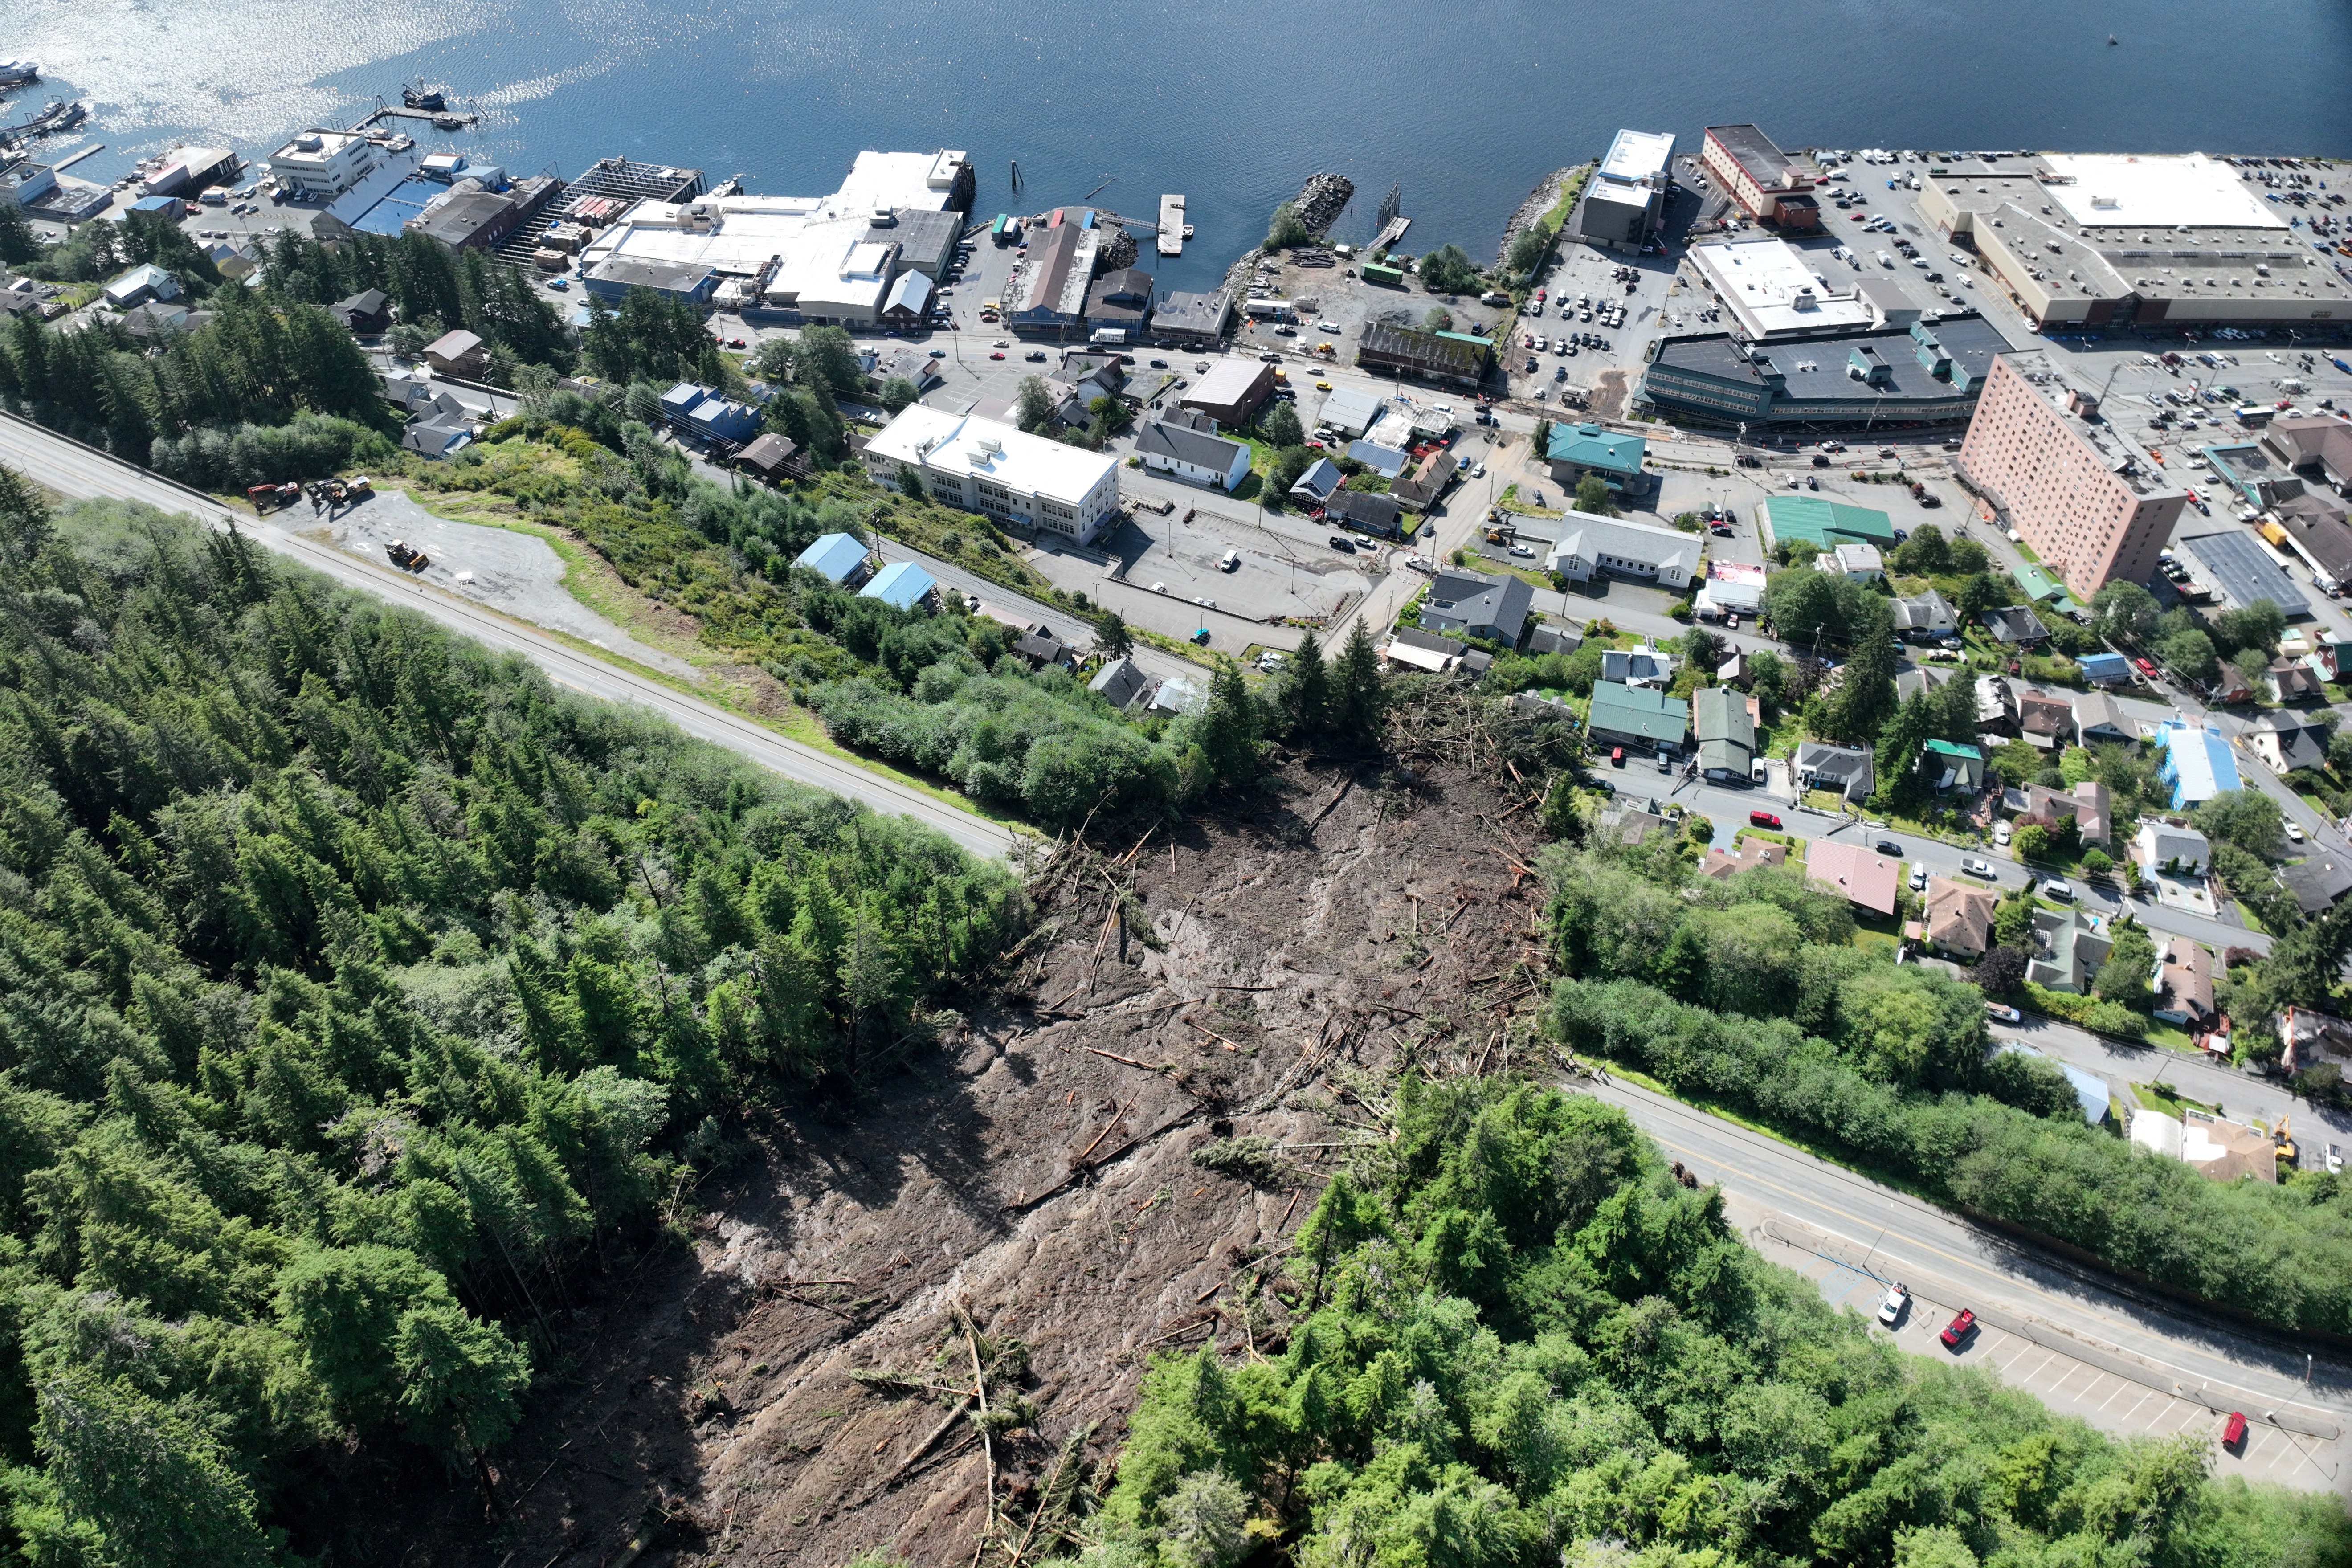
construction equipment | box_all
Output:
[245,482,300,513]
[385,539,430,573]
[2276,1114,2298,1168]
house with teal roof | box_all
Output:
[1916,737,1984,793]
[1545,422,1649,494]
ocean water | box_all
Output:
[14,0,2352,290]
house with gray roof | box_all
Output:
[1540,510,1697,588]
[1135,416,1250,491]
[2030,906,2113,993]
[2072,691,2134,747]
[1089,657,1153,711]
[1327,489,1406,539]
[1693,686,1756,782]
[1418,568,1532,645]
[1892,588,1957,639]
[1982,605,2050,645]
[1794,741,1874,802]
[1290,457,1343,505]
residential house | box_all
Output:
[2072,691,2134,747]
[2127,1108,2275,1184]
[1134,416,1251,491]
[2075,652,2133,686]
[735,432,804,484]
[1385,627,1465,674]
[1922,877,1997,958]
[424,329,489,379]
[2207,661,2255,706]
[859,559,938,611]
[660,381,761,448]
[1815,541,1884,582]
[863,344,943,399]
[1605,808,1671,847]
[1974,673,2017,733]
[1807,840,1901,918]
[2133,820,2210,875]
[2071,780,2112,847]
[102,263,182,310]
[1419,569,1532,645]
[1528,625,1582,657]
[1600,646,1675,688]
[1586,681,1690,755]
[1290,458,1343,506]
[1392,450,1458,510]
[2015,688,2075,751]
[1089,657,1153,711]
[1917,738,1984,792]
[2029,905,2112,993]
[1544,422,1648,494]
[2153,719,2239,807]
[1148,675,1205,716]
[1700,839,1788,880]
[1895,664,1955,703]
[2151,937,2216,1029]
[329,288,392,334]
[2267,659,2325,704]
[1013,631,1070,669]
[120,302,199,340]
[1693,686,1756,782]
[400,412,473,460]
[792,533,874,588]
[1981,605,2050,646]
[1794,742,1874,803]
[1326,489,1406,540]
[2243,710,2329,774]
[1893,588,1957,640]
[2279,853,2352,917]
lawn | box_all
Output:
[2133,1080,2221,1119]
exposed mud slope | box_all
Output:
[396,757,1549,1568]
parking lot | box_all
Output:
[1760,1228,2342,1491]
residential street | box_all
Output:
[0,413,1021,865]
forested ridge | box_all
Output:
[1094,1077,2351,1568]
[0,475,1022,1563]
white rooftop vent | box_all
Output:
[292,133,323,151]
[977,437,1003,453]
[2090,194,2119,209]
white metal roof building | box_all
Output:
[2037,152,2285,233]
[861,405,1122,545]
[1688,238,1875,340]
[1598,129,1676,188]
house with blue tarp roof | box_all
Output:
[859,559,937,611]
[2154,719,2239,807]
[793,532,872,588]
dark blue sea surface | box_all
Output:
[16,0,2352,288]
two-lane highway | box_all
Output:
[0,414,1021,865]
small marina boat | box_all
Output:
[0,61,37,87]
[402,80,449,112]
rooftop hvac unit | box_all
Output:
[977,437,1003,453]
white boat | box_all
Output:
[0,61,37,86]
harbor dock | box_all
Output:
[1158,193,1185,255]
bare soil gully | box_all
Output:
[391,755,1551,1568]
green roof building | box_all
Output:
[1545,422,1649,494]
[1917,737,1984,793]
[1757,495,1897,554]
[1587,679,1691,752]
[1693,686,1756,781]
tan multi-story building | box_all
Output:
[1957,355,2187,599]
[1700,125,1821,231]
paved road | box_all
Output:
[1584,1074,2349,1492]
[1999,1010,2352,1153]
[0,414,1021,865]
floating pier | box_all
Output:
[1371,214,1412,253]
[1158,193,1186,256]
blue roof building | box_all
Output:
[659,382,761,446]
[793,532,871,586]
[2154,719,2240,808]
[2075,652,2132,685]
[1544,422,1648,492]
[859,559,937,611]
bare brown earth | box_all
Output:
[363,755,1550,1568]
